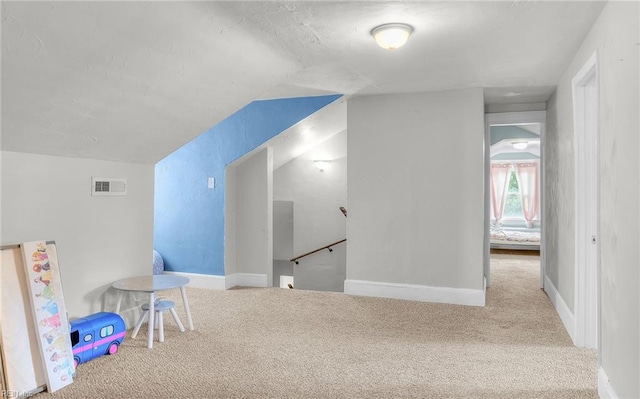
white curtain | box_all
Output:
[490,163,511,225]
[514,162,539,228]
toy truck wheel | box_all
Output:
[107,342,119,355]
[74,357,79,368]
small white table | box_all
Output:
[112,275,194,348]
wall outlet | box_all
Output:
[208,177,215,189]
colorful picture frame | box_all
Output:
[20,241,74,392]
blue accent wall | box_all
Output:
[154,95,342,275]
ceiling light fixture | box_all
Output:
[371,23,413,50]
[313,160,331,171]
[511,141,529,150]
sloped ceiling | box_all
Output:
[1,2,300,164]
[490,125,541,159]
[1,1,606,164]
[234,96,347,171]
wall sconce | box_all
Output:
[313,160,331,171]
[371,23,413,50]
[511,141,529,150]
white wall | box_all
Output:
[273,201,293,261]
[234,148,273,286]
[346,88,485,305]
[1,151,154,323]
[225,165,237,277]
[273,131,347,292]
[545,91,576,311]
[545,2,639,397]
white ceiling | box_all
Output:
[1,1,606,164]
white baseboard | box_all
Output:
[543,275,576,343]
[598,367,619,399]
[163,271,226,290]
[163,271,268,290]
[233,273,268,288]
[344,279,485,307]
[225,273,237,290]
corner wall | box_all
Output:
[233,147,273,287]
[545,2,639,397]
[545,89,576,312]
[1,151,154,321]
[346,88,485,306]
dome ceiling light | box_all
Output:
[511,141,529,150]
[371,23,413,50]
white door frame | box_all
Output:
[572,51,599,349]
[484,111,547,289]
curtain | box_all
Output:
[490,163,511,225]
[514,162,539,228]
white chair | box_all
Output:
[131,299,185,343]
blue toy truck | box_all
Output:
[70,312,126,368]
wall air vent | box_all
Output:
[91,177,127,196]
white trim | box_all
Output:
[233,273,269,288]
[163,271,227,290]
[344,279,485,307]
[544,275,576,343]
[572,52,598,89]
[597,367,618,399]
[162,271,269,289]
[279,275,294,289]
[225,273,238,290]
[484,115,492,287]
[572,51,599,349]
[486,111,547,125]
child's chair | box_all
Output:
[131,299,185,343]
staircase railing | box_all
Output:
[290,207,347,265]
[290,239,346,265]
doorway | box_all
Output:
[484,111,547,289]
[572,52,599,349]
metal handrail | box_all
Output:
[290,239,346,265]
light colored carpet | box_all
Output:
[41,253,596,398]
